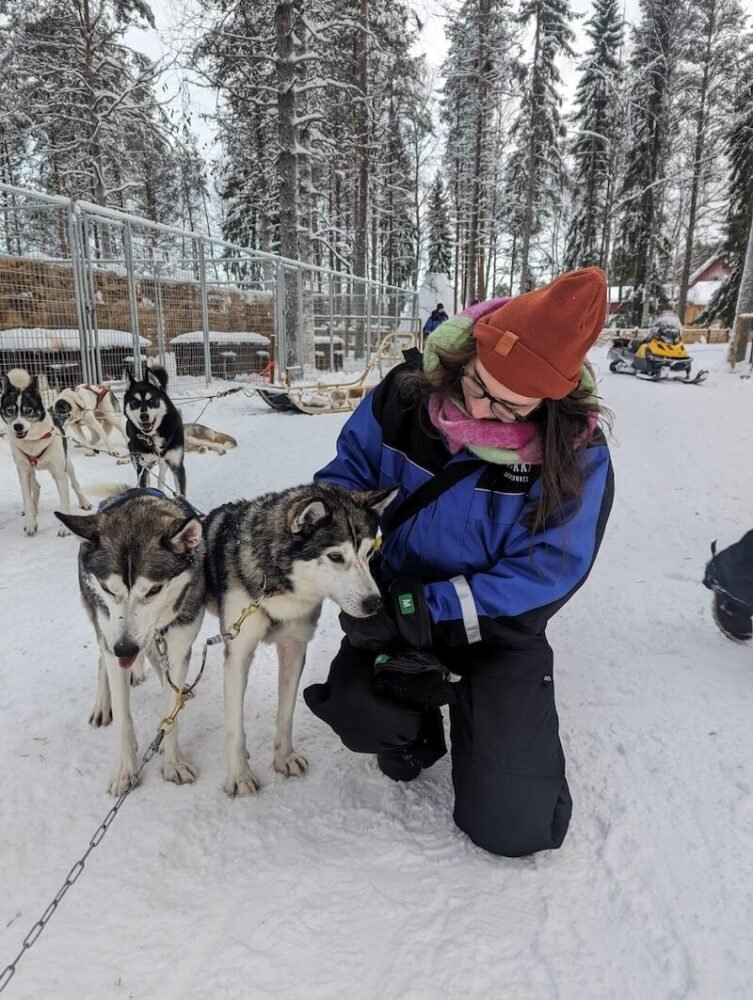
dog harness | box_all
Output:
[24,430,55,466]
[84,385,111,406]
[97,486,205,521]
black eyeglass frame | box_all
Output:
[459,366,542,423]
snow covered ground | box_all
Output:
[1,344,752,1000]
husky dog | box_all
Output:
[184,422,237,456]
[56,489,206,795]
[53,383,128,457]
[204,482,397,796]
[123,366,186,495]
[1,369,91,536]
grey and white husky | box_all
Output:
[204,482,397,796]
[1,369,91,536]
[56,490,206,795]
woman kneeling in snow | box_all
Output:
[305,268,614,858]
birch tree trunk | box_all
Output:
[353,0,369,357]
[519,11,541,292]
[733,212,753,362]
[275,0,301,368]
[466,0,488,304]
[677,3,717,323]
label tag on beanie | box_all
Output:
[494,330,518,357]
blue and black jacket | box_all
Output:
[316,362,614,652]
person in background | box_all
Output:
[423,302,450,335]
[704,534,753,642]
[304,268,614,858]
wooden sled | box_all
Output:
[255,330,418,415]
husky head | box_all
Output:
[52,387,80,425]
[56,493,204,669]
[124,366,169,437]
[282,484,398,617]
[1,369,48,439]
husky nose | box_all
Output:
[13,423,23,432]
[113,639,140,659]
[361,595,383,616]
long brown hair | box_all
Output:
[399,334,610,534]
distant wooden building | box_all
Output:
[684,254,731,325]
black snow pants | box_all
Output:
[303,636,572,858]
[708,530,753,609]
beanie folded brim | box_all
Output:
[475,330,578,400]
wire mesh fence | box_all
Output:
[0,184,419,398]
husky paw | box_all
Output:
[109,764,139,796]
[79,500,93,511]
[25,522,38,536]
[224,767,260,797]
[57,524,71,537]
[89,703,112,727]
[274,750,309,777]
[85,450,97,457]
[162,757,198,785]
[116,457,130,466]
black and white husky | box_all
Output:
[204,482,397,796]
[56,489,205,795]
[123,366,186,496]
[53,382,128,457]
[1,369,91,536]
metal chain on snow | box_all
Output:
[156,579,270,699]
[0,590,267,994]
[0,724,166,994]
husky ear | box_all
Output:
[353,487,400,517]
[31,374,39,393]
[166,516,202,553]
[124,369,133,387]
[55,511,102,541]
[1,374,9,394]
[290,499,330,535]
[146,367,161,388]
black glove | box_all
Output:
[373,648,456,708]
[388,576,433,649]
[339,609,399,651]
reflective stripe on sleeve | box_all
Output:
[450,575,482,644]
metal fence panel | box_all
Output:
[0,183,419,399]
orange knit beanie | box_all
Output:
[473,267,608,399]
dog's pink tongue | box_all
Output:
[118,655,138,669]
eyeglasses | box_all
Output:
[460,366,541,423]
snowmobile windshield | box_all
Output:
[649,320,681,344]
[656,327,680,344]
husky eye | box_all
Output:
[146,584,163,598]
[327,552,345,564]
[22,406,34,416]
[3,406,15,417]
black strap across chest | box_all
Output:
[383,460,481,534]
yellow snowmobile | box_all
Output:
[608,313,708,385]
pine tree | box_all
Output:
[675,0,747,320]
[614,0,683,325]
[563,0,623,271]
[441,0,520,305]
[514,0,576,290]
[426,175,452,278]
[7,0,165,210]
[699,49,753,325]
[370,3,429,289]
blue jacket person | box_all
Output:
[304,268,614,857]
